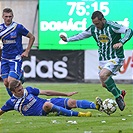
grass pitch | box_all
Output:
[0,82,132,133]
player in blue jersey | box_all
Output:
[60,11,133,111]
[0,80,104,117]
[0,8,35,97]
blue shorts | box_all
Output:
[42,98,70,116]
[1,58,22,79]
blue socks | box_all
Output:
[104,76,121,98]
[50,100,97,116]
[76,100,96,109]
[51,105,78,116]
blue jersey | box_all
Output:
[0,22,29,59]
[1,87,47,116]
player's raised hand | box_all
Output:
[60,34,67,42]
[66,92,78,96]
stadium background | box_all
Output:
[0,0,132,83]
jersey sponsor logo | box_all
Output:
[3,39,16,44]
[22,98,36,111]
[98,34,109,43]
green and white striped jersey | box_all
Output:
[67,20,132,61]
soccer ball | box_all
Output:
[102,98,117,115]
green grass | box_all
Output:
[0,82,133,133]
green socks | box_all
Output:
[104,76,121,98]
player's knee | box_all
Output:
[43,102,52,112]
[99,72,109,81]
[67,99,76,108]
[99,72,105,80]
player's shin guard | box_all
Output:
[51,105,78,116]
[104,76,121,98]
[6,88,13,97]
[76,100,96,109]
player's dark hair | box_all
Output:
[9,80,21,91]
[91,11,104,20]
[3,8,13,14]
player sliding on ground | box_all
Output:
[0,80,104,117]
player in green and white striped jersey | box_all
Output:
[60,11,133,112]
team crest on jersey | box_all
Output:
[10,32,17,38]
[98,34,109,43]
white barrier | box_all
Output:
[84,50,132,80]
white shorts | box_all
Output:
[98,58,125,75]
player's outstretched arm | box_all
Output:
[0,109,5,116]
[39,90,78,97]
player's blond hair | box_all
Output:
[9,80,21,92]
[3,8,13,15]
